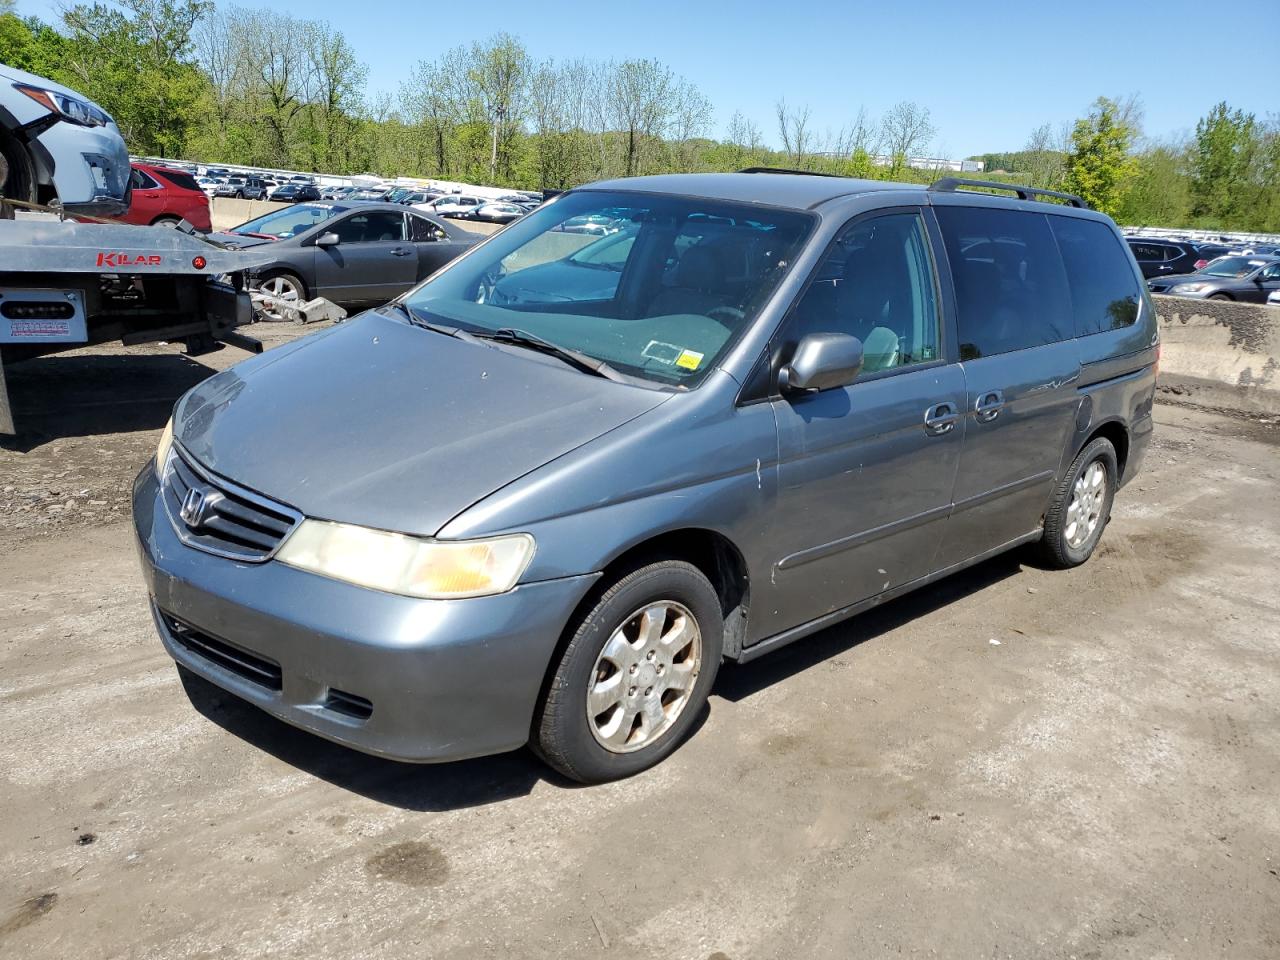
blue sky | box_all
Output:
[16,0,1273,157]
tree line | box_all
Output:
[1,0,1276,231]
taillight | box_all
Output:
[1194,259,1208,270]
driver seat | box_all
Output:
[644,244,737,320]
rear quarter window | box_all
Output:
[154,170,201,191]
[934,206,1073,360]
[1048,217,1141,336]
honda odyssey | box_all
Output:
[133,172,1157,783]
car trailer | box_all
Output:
[0,216,281,435]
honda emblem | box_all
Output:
[180,488,208,528]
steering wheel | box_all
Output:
[708,305,746,324]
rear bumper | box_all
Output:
[132,466,599,762]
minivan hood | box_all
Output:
[174,311,669,536]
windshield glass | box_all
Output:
[402,190,813,386]
[232,203,341,239]
[1198,256,1265,278]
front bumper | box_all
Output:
[33,119,130,217]
[132,466,599,762]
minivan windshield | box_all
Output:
[1198,256,1267,278]
[402,191,813,385]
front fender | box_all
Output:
[438,372,783,641]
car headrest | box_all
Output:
[676,244,728,292]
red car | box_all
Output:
[118,163,211,232]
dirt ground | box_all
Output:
[2,325,1279,959]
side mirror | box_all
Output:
[779,332,864,394]
[315,232,340,248]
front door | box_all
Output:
[931,204,1083,567]
[408,213,473,280]
[313,209,417,304]
[1246,261,1280,303]
[757,210,965,641]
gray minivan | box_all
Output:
[133,172,1157,783]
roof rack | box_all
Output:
[929,177,1090,209]
[738,166,839,178]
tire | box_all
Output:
[1,131,36,218]
[534,560,723,783]
[1037,436,1118,569]
[1209,293,1232,300]
[152,216,181,227]
[234,191,243,199]
[253,271,307,322]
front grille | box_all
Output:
[161,446,300,561]
[162,611,282,690]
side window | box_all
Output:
[331,211,406,244]
[1049,217,1141,335]
[1261,263,1280,281]
[934,206,1072,360]
[409,215,445,242]
[786,212,940,374]
[130,169,158,190]
[572,232,636,267]
[1131,243,1162,261]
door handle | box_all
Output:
[390,247,413,257]
[974,390,1005,423]
[924,402,959,436]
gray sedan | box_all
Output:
[212,202,477,317]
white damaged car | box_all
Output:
[0,63,130,217]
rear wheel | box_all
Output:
[1037,437,1118,568]
[1209,293,1232,300]
[152,216,181,227]
[534,560,723,783]
[253,272,306,322]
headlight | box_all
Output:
[14,83,108,127]
[1173,283,1208,293]
[155,418,174,477]
[276,521,535,599]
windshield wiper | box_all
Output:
[383,302,480,342]
[473,327,625,381]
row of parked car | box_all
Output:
[1127,236,1280,305]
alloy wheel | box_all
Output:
[587,601,702,753]
[255,276,301,321]
[1065,460,1107,549]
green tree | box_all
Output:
[58,0,212,157]
[1061,97,1138,216]
[1189,102,1258,225]
[1115,143,1191,227]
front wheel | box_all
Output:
[253,272,306,322]
[534,560,723,783]
[1037,437,1118,568]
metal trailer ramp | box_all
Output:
[0,218,280,435]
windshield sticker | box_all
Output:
[642,340,683,365]
[675,349,704,371]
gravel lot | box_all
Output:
[2,325,1279,959]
